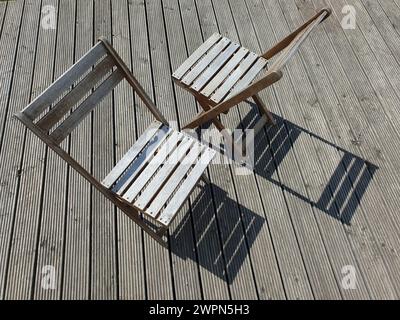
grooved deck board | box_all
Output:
[2,0,400,300]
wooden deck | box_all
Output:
[1,0,400,300]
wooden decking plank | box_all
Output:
[191,42,240,91]
[32,0,76,300]
[60,0,93,300]
[278,0,400,298]
[141,0,176,299]
[0,0,25,299]
[1,0,44,299]
[163,0,217,299]
[91,0,117,300]
[172,32,221,80]
[113,0,145,299]
[326,0,400,294]
[0,2,6,35]
[254,0,372,299]
[308,0,400,297]
[223,0,313,300]
[209,0,294,300]
[193,0,263,299]
[250,0,369,299]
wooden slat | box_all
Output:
[172,33,221,80]
[181,37,231,86]
[102,121,163,188]
[114,125,172,195]
[37,55,116,131]
[210,51,258,103]
[191,42,240,91]
[50,69,124,144]
[200,47,249,97]
[130,138,194,206]
[121,131,183,202]
[143,143,205,218]
[22,42,107,120]
[227,58,267,99]
[157,148,215,226]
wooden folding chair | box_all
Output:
[15,38,216,247]
[173,8,331,157]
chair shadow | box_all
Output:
[239,103,378,225]
[169,103,378,284]
[170,184,265,284]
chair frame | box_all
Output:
[179,8,331,157]
[14,37,203,247]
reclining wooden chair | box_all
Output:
[173,8,331,156]
[15,38,216,247]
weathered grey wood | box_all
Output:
[228,59,267,99]
[143,0,178,300]
[91,0,117,300]
[60,0,92,299]
[304,0,400,296]
[143,144,206,218]
[262,0,395,298]
[182,37,231,86]
[194,0,261,299]
[50,69,124,144]
[33,0,75,300]
[2,0,47,300]
[201,47,249,97]
[112,0,146,300]
[121,131,183,202]
[37,55,116,131]
[158,148,215,226]
[114,125,172,195]
[191,42,240,91]
[163,0,216,300]
[102,120,163,188]
[172,32,221,79]
[131,138,194,207]
[5,0,400,301]
[0,0,25,299]
[22,42,107,120]
[210,52,259,103]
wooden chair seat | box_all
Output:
[102,120,215,227]
[172,33,268,105]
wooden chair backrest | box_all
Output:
[14,38,168,192]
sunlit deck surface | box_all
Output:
[1,0,400,300]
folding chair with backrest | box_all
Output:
[172,8,331,157]
[15,38,216,247]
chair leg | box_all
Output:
[252,93,276,125]
[201,173,210,184]
[197,99,246,163]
